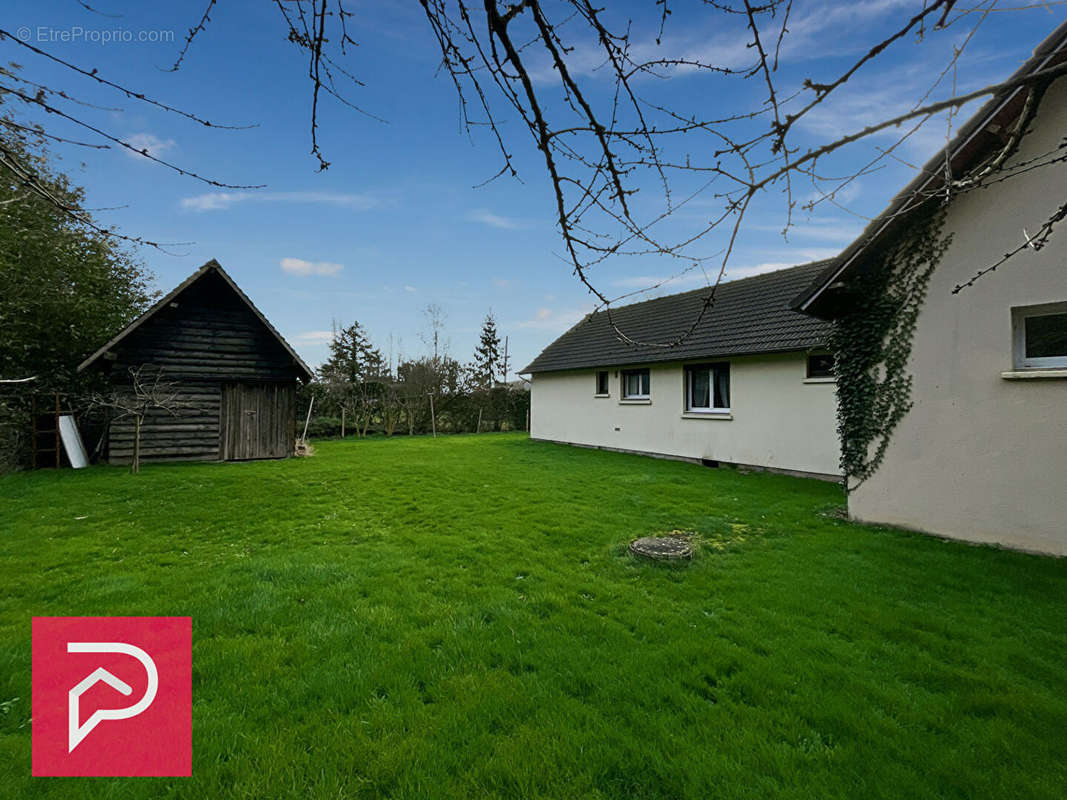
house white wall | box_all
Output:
[849,77,1067,555]
[531,352,841,478]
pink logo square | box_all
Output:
[32,616,191,777]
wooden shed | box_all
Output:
[78,259,313,464]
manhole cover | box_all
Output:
[629,536,693,561]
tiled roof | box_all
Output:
[523,261,832,373]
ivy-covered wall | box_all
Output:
[827,204,953,491]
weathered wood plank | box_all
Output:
[101,267,301,464]
[107,383,222,465]
[110,448,219,458]
[111,423,218,435]
[219,382,294,460]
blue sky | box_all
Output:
[5,1,1065,372]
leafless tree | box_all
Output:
[90,365,194,473]
[3,2,1067,343]
[420,303,450,362]
[380,381,406,437]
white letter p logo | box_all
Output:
[67,642,158,752]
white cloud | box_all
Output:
[280,257,344,276]
[180,191,383,213]
[723,256,837,278]
[518,307,590,332]
[611,272,710,291]
[725,262,801,277]
[750,217,863,244]
[610,255,835,297]
[785,0,919,46]
[466,209,526,230]
[523,15,750,85]
[291,330,335,344]
[529,0,919,84]
[404,285,417,293]
[734,245,841,268]
[796,53,997,164]
[124,133,175,159]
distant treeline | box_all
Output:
[299,380,529,439]
[302,317,529,439]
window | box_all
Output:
[1013,303,1067,369]
[685,363,730,412]
[806,352,835,379]
[595,370,610,396]
[621,368,650,399]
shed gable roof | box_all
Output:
[77,259,314,381]
[522,261,832,374]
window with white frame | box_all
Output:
[1013,303,1067,369]
[621,368,650,399]
[685,362,730,412]
[595,370,610,396]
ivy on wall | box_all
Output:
[827,203,953,491]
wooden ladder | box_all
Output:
[31,393,62,469]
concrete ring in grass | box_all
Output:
[629,536,693,561]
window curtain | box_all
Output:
[713,367,730,409]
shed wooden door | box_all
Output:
[220,383,295,460]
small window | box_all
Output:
[806,352,835,379]
[685,363,730,412]
[1013,303,1067,369]
[595,370,610,396]
[621,368,650,399]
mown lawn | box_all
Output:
[0,433,1065,799]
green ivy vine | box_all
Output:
[827,202,953,492]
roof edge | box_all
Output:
[794,20,1067,318]
[77,259,314,382]
[524,343,826,375]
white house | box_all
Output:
[523,262,841,479]
[795,22,1067,554]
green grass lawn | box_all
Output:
[1,433,1065,799]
